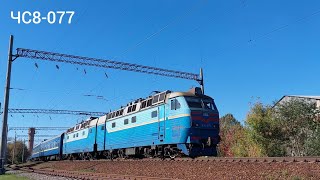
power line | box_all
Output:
[15,48,201,81]
[2,108,105,116]
[16,135,56,138]
[9,127,68,131]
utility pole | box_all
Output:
[12,132,16,165]
[0,35,14,174]
[22,139,25,163]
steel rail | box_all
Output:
[20,167,174,180]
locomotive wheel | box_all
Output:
[164,146,177,160]
[118,149,126,159]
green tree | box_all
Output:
[245,102,286,157]
[218,114,263,157]
[275,98,319,156]
[6,141,29,164]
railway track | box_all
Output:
[69,156,320,163]
[9,157,320,180]
[18,167,174,180]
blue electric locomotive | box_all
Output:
[31,87,220,160]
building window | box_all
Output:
[83,131,85,136]
[76,133,78,137]
[124,119,129,125]
[151,111,157,118]
[112,122,116,128]
[131,116,136,123]
[67,136,69,140]
[73,134,75,138]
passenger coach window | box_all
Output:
[131,116,136,123]
[151,111,157,118]
[112,122,116,128]
[124,119,129,125]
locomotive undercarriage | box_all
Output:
[97,144,183,160]
[61,144,183,160]
[62,143,217,161]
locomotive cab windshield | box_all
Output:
[185,97,217,111]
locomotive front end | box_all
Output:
[177,87,220,157]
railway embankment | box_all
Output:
[7,158,320,180]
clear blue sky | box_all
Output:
[0,0,320,143]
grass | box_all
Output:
[0,174,28,180]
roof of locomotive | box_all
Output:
[64,87,210,132]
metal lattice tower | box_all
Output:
[15,48,202,82]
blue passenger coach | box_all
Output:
[31,134,63,160]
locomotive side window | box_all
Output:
[89,129,92,133]
[112,122,116,128]
[141,101,147,109]
[131,116,136,123]
[152,95,159,104]
[147,99,152,107]
[128,106,132,113]
[124,119,129,125]
[159,93,165,102]
[203,99,216,110]
[171,99,181,110]
[132,104,137,111]
[151,111,157,118]
[101,126,105,130]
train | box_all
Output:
[30,87,220,160]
